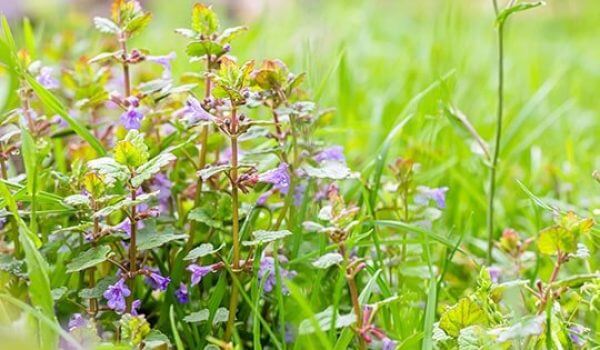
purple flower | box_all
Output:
[151,173,172,211]
[259,163,290,193]
[68,313,87,331]
[120,107,144,130]
[382,337,397,350]
[145,268,171,291]
[314,146,345,164]
[52,115,69,128]
[187,264,214,286]
[103,278,130,313]
[116,217,144,237]
[488,266,501,283]
[415,186,449,209]
[177,96,213,124]
[175,283,189,304]
[258,255,296,294]
[147,52,176,79]
[569,325,585,346]
[0,217,5,230]
[36,66,59,89]
[130,299,142,316]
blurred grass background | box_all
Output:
[4,0,600,247]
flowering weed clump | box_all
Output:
[0,1,598,349]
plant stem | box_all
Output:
[341,244,365,350]
[187,57,212,250]
[487,8,504,265]
[126,186,137,313]
[225,107,241,341]
[120,35,131,97]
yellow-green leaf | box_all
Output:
[537,225,576,255]
[191,3,218,35]
[439,298,487,338]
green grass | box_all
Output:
[0,0,598,348]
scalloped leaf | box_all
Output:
[66,245,111,273]
[439,298,487,337]
[184,243,224,261]
[302,161,355,180]
[242,229,292,246]
[312,253,343,269]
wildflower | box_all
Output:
[314,145,345,164]
[36,66,59,89]
[488,266,501,283]
[116,217,144,237]
[568,325,586,346]
[68,313,87,331]
[382,337,397,350]
[120,106,144,130]
[187,264,214,286]
[258,255,296,294]
[177,96,213,124]
[415,186,449,209]
[150,173,172,211]
[131,299,142,316]
[144,268,171,291]
[103,278,130,313]
[358,306,396,348]
[259,163,290,193]
[147,52,176,79]
[175,283,189,304]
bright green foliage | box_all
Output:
[439,298,488,337]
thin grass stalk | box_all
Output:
[487,0,504,265]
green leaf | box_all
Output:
[496,1,545,25]
[0,254,25,277]
[186,41,224,58]
[212,307,230,325]
[493,316,545,342]
[312,253,343,269]
[298,307,356,334]
[114,130,149,168]
[439,298,487,338]
[24,74,106,155]
[302,161,355,180]
[88,51,119,64]
[184,243,224,261]
[187,208,224,229]
[242,229,292,246]
[183,309,209,323]
[191,3,218,35]
[20,127,38,234]
[64,194,91,207]
[457,326,492,350]
[197,164,230,181]
[51,287,68,301]
[174,28,197,38]
[217,26,247,43]
[66,245,111,273]
[93,191,158,218]
[87,157,130,185]
[538,226,576,255]
[79,275,119,299]
[125,13,152,37]
[93,16,121,34]
[144,330,171,349]
[23,17,37,59]
[131,151,175,187]
[137,228,187,251]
